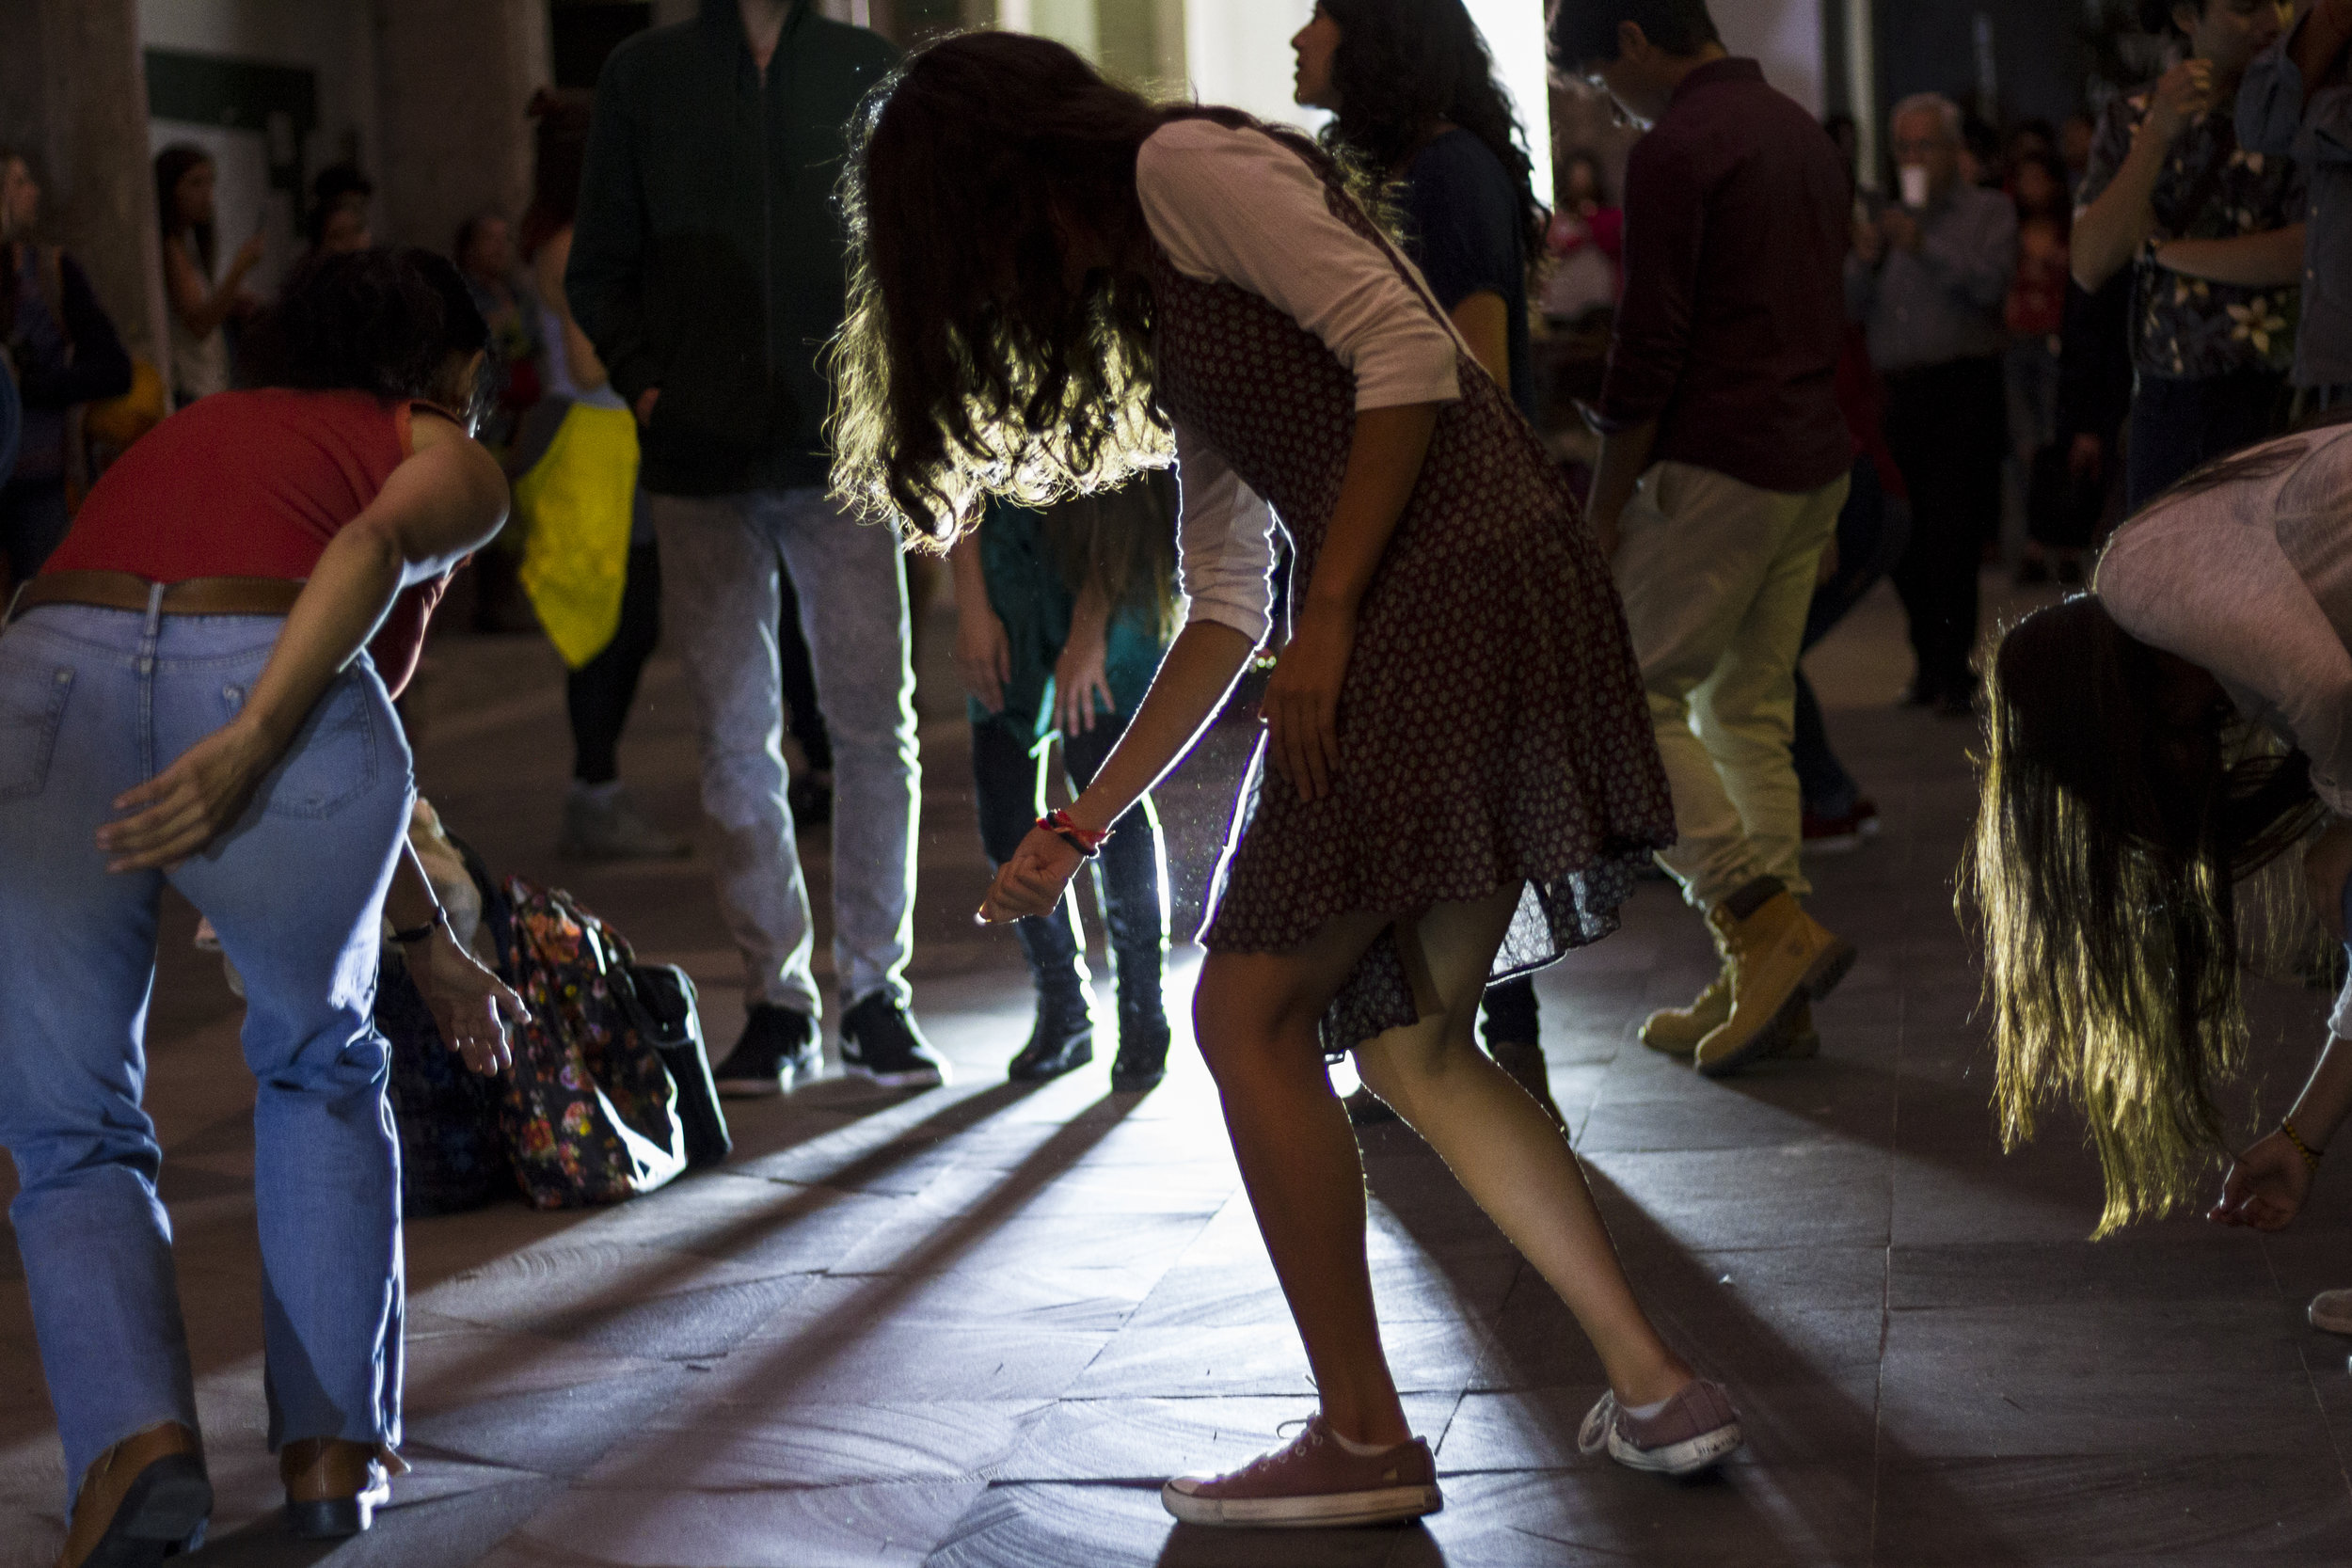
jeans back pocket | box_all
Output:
[0,655,74,800]
[243,672,382,819]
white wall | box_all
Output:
[1184,0,1317,132]
[998,0,1100,56]
[1463,0,1551,206]
[1182,0,1551,204]
[1716,0,1824,115]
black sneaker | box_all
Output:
[1110,1008,1171,1093]
[710,1004,820,1098]
[1009,990,1095,1082]
[838,992,948,1087]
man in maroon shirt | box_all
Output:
[1551,0,1858,1078]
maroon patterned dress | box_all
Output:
[1152,133,1675,1053]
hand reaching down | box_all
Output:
[977,826,1085,926]
[417,927,527,1076]
[2209,1130,2313,1231]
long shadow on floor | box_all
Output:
[1154,1518,1449,1567]
[675,1086,1143,1400]
[403,1079,1056,1396]
[1363,1143,2025,1566]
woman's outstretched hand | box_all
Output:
[1263,602,1353,803]
[97,718,279,872]
[978,825,1085,925]
[419,928,526,1077]
[2209,1131,2312,1231]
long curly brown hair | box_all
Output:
[1317,0,1547,261]
[829,31,1377,546]
[830,32,1168,545]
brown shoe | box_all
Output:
[280,1437,407,1540]
[56,1420,209,1568]
[1692,879,1855,1079]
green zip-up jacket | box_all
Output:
[566,0,895,497]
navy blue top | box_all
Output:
[1395,128,1537,423]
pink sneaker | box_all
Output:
[1577,1379,1743,1477]
[1161,1415,1442,1528]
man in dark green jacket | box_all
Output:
[569,0,945,1092]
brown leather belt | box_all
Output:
[8,570,304,623]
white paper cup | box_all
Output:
[1899,165,1931,210]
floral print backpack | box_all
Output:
[494,879,690,1209]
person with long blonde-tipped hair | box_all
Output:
[831,27,1741,1529]
[1972,414,2352,1318]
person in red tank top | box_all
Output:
[0,248,516,1564]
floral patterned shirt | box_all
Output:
[2077,90,2305,381]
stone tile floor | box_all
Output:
[6,576,2352,1565]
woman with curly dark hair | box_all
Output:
[1292,0,1560,1123]
[834,30,1738,1528]
[1972,416,2352,1262]
[0,248,519,1565]
[1295,0,1544,414]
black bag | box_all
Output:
[378,952,509,1218]
[616,962,729,1168]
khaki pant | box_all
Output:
[1613,461,1850,911]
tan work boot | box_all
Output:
[281,1438,408,1540]
[1692,879,1855,1079]
[1771,1001,1821,1060]
[57,1420,209,1568]
[1640,963,1732,1057]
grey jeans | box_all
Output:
[649,487,917,1016]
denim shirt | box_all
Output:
[2240,23,2352,388]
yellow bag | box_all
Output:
[85,359,167,450]
[516,402,640,668]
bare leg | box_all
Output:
[1193,910,1409,1447]
[1355,890,1691,1407]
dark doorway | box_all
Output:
[552,2,655,91]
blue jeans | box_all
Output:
[970,714,1165,1020]
[0,600,413,1504]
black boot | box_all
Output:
[1110,1004,1170,1092]
[1009,986,1095,1082]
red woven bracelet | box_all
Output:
[1038,808,1112,858]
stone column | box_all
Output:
[0,0,173,379]
[369,0,551,252]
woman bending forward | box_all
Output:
[0,248,519,1566]
[1977,413,2352,1268]
[834,33,1738,1528]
